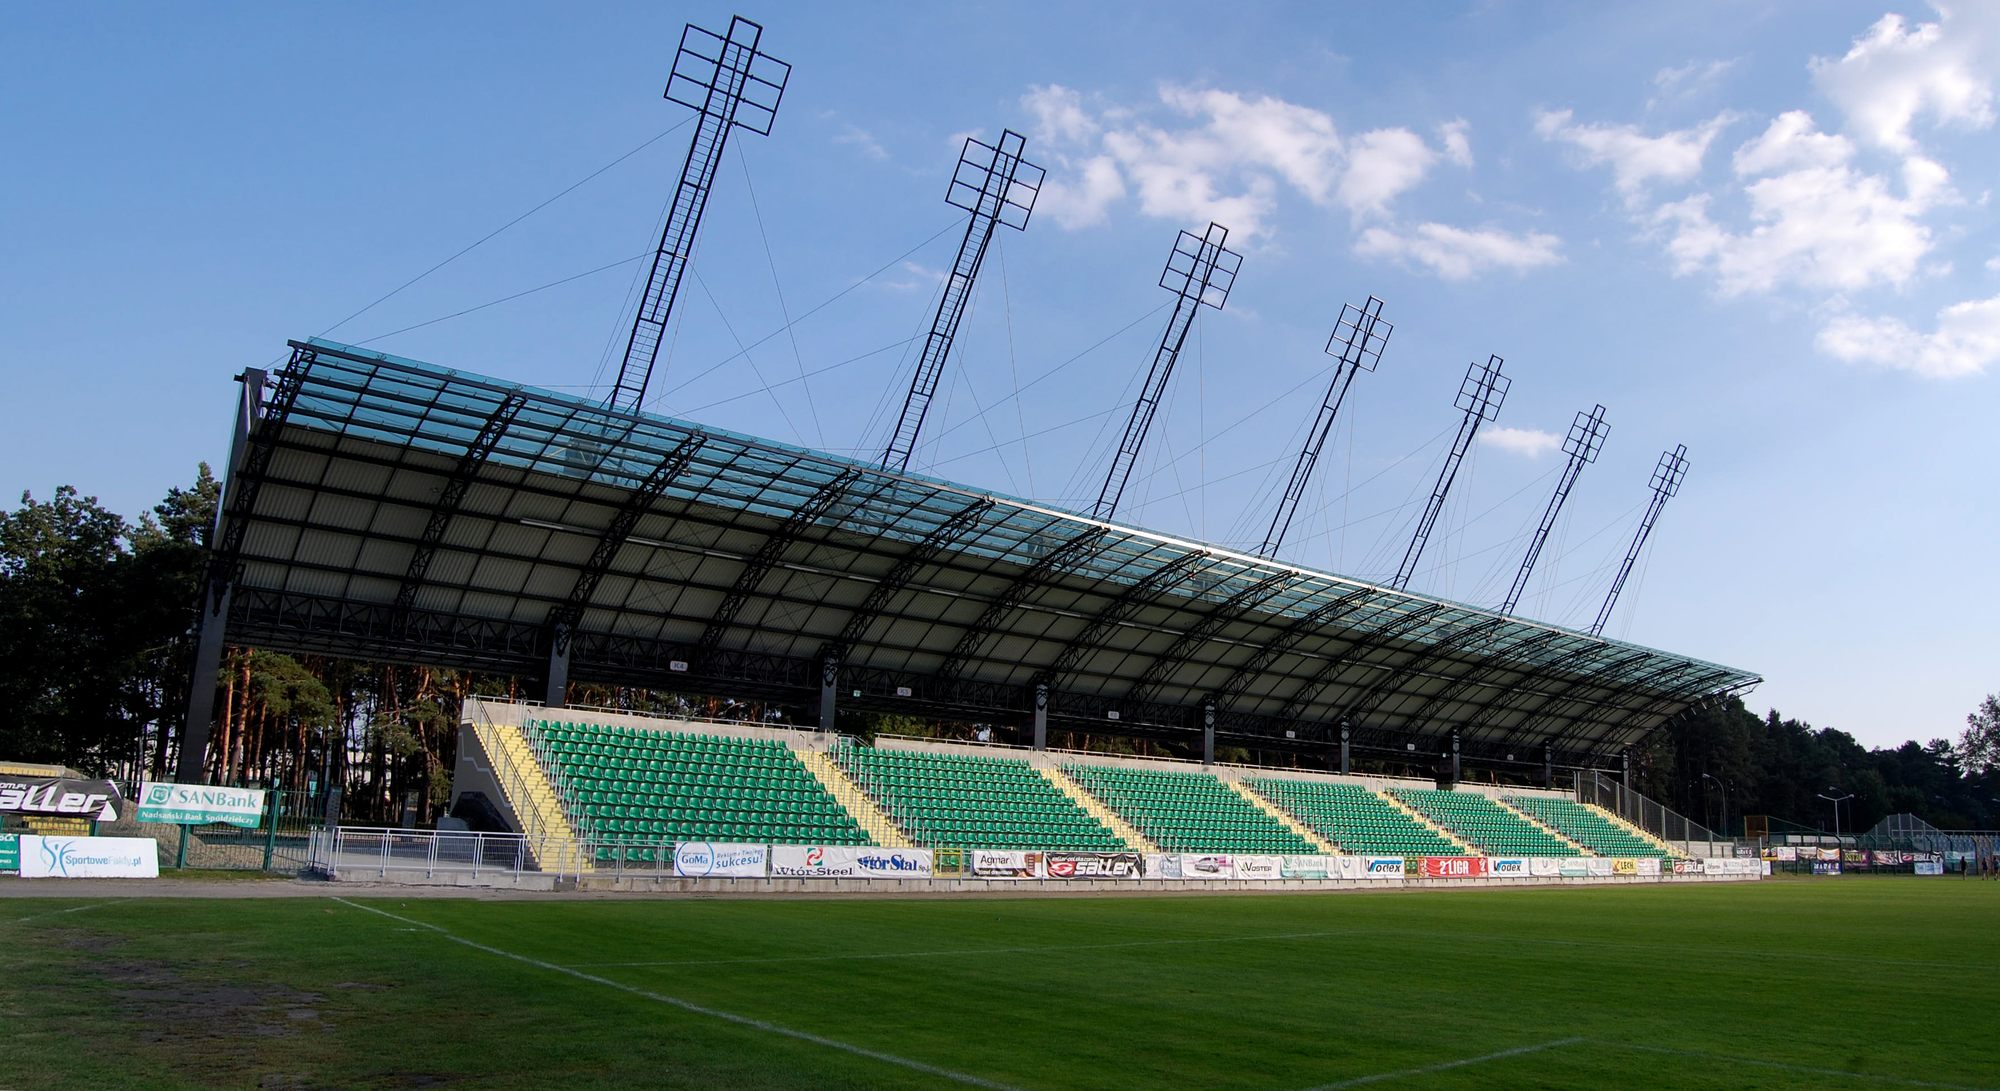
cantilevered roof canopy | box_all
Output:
[208,338,1757,769]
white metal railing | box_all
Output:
[310,826,536,882]
[514,717,595,840]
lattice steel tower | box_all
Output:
[1501,403,1609,615]
[1093,223,1241,522]
[1257,296,1391,558]
[1391,356,1508,590]
[882,130,1044,471]
[1590,443,1687,636]
[608,16,790,412]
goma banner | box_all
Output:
[0,833,17,873]
[1042,851,1141,880]
[1235,855,1283,880]
[1529,857,1562,877]
[134,781,265,828]
[971,850,1042,879]
[1488,858,1528,878]
[1281,855,1331,880]
[0,777,121,822]
[19,835,158,879]
[673,841,768,878]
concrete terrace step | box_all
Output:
[1039,766,1159,853]
[1229,781,1339,854]
[795,747,912,849]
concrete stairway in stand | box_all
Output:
[1588,802,1683,857]
[1230,781,1340,854]
[1039,766,1159,853]
[794,747,912,848]
[1379,790,1478,855]
[1495,797,1593,856]
[472,720,590,874]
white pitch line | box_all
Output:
[1304,1036,1585,1089]
[1603,1040,1998,1091]
[333,898,1020,1090]
[1,902,107,925]
[570,928,1364,969]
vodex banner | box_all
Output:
[1489,858,1529,878]
[672,842,768,878]
[1360,857,1405,879]
[0,777,121,822]
[19,835,159,879]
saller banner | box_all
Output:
[0,777,121,822]
[134,782,266,828]
[1042,851,1141,880]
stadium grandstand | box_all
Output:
[179,13,1758,882]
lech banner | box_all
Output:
[134,782,267,828]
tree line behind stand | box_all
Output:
[3,466,1995,834]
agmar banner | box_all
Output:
[1421,856,1490,878]
[134,781,265,828]
[0,777,121,822]
[19,835,159,879]
[972,850,1042,879]
[1042,851,1141,880]
[672,841,768,878]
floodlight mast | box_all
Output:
[1256,296,1391,558]
[1500,403,1609,615]
[882,130,1044,471]
[1092,222,1242,521]
[1589,443,1688,636]
[607,16,790,413]
[1390,356,1508,590]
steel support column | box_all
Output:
[1033,682,1049,751]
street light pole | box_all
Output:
[1817,788,1855,842]
[1702,772,1730,839]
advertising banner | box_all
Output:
[1636,858,1662,877]
[1586,858,1615,877]
[0,833,17,873]
[1281,855,1332,880]
[1775,846,1797,861]
[1043,851,1141,880]
[1235,855,1283,880]
[1915,860,1943,876]
[0,777,121,822]
[134,782,266,828]
[1421,856,1489,878]
[1361,857,1406,879]
[672,841,768,878]
[770,845,931,878]
[854,849,933,878]
[1611,858,1639,876]
[1813,861,1842,875]
[972,850,1042,879]
[1144,853,1182,879]
[1529,857,1562,877]
[1558,858,1592,877]
[1171,854,1235,880]
[1488,857,1528,878]
[18,835,159,879]
[1672,858,1705,875]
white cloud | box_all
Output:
[1816,291,2000,378]
[1479,426,1563,458]
[1438,119,1473,167]
[834,124,889,161]
[1020,83,1457,237]
[1810,5,2000,154]
[1651,113,1937,296]
[1649,59,1737,110]
[1987,254,2000,272]
[881,261,944,292]
[1354,223,1563,280]
[1535,108,1735,199]
[1338,128,1438,217]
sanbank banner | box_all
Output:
[972,850,1042,879]
[1558,858,1592,878]
[1281,855,1332,880]
[672,841,767,878]
[134,782,265,828]
[1235,855,1283,880]
[1421,856,1490,879]
[0,776,121,822]
[19,835,159,879]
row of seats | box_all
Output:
[533,720,868,846]
[838,744,1126,851]
[1247,778,1464,856]
[1390,787,1581,857]
[1506,795,1668,858]
[1062,763,1316,855]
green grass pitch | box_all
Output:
[2,879,1994,1089]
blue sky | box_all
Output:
[3,3,1995,749]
